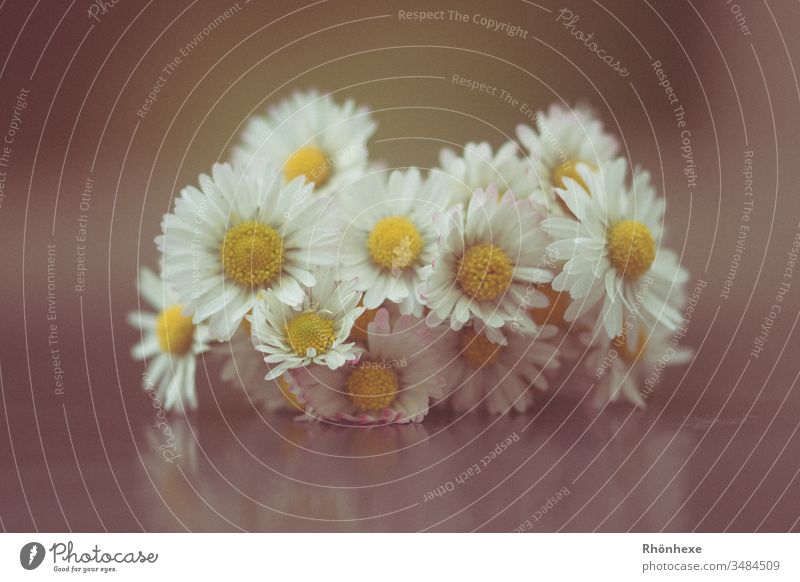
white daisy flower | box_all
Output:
[445,324,561,415]
[544,158,687,339]
[432,141,539,205]
[419,187,553,337]
[233,89,377,197]
[517,103,619,215]
[213,323,303,413]
[337,168,449,315]
[128,267,209,412]
[157,162,337,340]
[587,323,692,408]
[250,268,365,379]
[293,309,447,424]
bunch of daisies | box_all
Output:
[129,90,690,424]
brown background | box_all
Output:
[0,0,799,531]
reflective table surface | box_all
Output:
[3,391,798,532]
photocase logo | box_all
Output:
[20,542,45,570]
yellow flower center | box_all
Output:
[350,307,378,343]
[220,220,284,287]
[551,159,595,192]
[607,220,656,278]
[529,283,571,328]
[459,328,502,368]
[283,146,331,187]
[277,375,304,411]
[367,216,423,270]
[285,312,335,356]
[456,243,513,301]
[156,305,195,355]
[613,329,647,364]
[346,365,399,411]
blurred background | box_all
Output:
[0,0,799,531]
